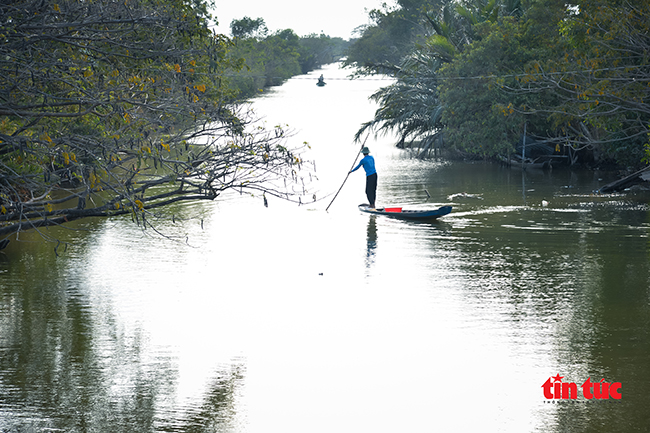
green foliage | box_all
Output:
[230,17,268,39]
[354,0,650,167]
[226,23,349,99]
[426,34,458,62]
[439,0,567,157]
[549,0,650,165]
[357,50,445,145]
[298,34,349,74]
[354,0,536,155]
[344,0,442,74]
[0,0,315,240]
[227,29,301,95]
[1,0,232,191]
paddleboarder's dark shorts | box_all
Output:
[366,173,377,206]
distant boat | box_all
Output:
[358,204,452,220]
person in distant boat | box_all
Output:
[349,146,377,209]
[317,74,325,85]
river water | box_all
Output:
[1,63,650,433]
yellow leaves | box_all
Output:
[61,152,77,165]
[45,203,53,213]
[115,202,121,210]
[53,3,60,12]
[0,118,17,136]
[532,62,540,74]
[41,132,53,146]
[83,68,93,77]
[134,199,144,211]
[164,63,181,73]
[160,140,170,152]
[185,84,203,101]
[0,205,6,215]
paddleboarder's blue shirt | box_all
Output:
[351,155,376,176]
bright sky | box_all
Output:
[210,0,391,39]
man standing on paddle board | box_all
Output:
[350,146,377,209]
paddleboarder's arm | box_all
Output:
[350,156,376,174]
[350,160,363,173]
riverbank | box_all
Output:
[398,140,650,193]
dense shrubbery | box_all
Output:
[346,0,650,167]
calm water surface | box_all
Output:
[1,63,650,432]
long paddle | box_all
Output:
[325,134,369,212]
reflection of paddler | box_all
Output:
[349,146,377,209]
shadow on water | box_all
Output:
[428,162,650,430]
[373,153,650,430]
[0,226,246,433]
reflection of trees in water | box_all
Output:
[0,266,244,433]
[449,203,650,429]
[168,363,246,433]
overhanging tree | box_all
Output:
[0,0,314,245]
[521,0,650,166]
[455,0,650,165]
[439,0,568,158]
[355,49,445,156]
[353,0,532,157]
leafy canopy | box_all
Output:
[0,0,314,244]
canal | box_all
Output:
[1,63,649,432]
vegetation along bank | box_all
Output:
[2,0,649,247]
[345,0,650,172]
